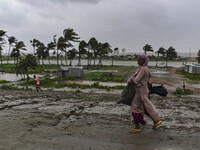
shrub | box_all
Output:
[174,87,193,96]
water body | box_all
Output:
[0,73,42,82]
[3,60,196,68]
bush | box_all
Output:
[174,87,193,96]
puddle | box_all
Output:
[0,73,43,81]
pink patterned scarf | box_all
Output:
[133,53,149,77]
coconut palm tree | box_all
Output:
[197,50,200,63]
[0,30,7,69]
[11,41,26,67]
[121,48,126,58]
[86,40,92,67]
[67,48,77,66]
[167,46,177,60]
[30,39,38,55]
[55,36,67,68]
[155,47,165,67]
[88,37,98,66]
[7,36,17,64]
[78,40,87,66]
[36,42,47,67]
[47,41,55,66]
[16,54,37,79]
[63,28,80,66]
[165,46,177,67]
[97,42,111,66]
[143,44,153,54]
[112,47,119,66]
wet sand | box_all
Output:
[0,90,199,150]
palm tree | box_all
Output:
[7,36,17,64]
[112,47,119,66]
[11,41,26,67]
[121,48,126,58]
[155,47,165,67]
[63,28,80,66]
[0,30,7,69]
[86,40,92,67]
[30,39,38,55]
[165,46,177,67]
[16,54,37,79]
[36,42,47,67]
[88,37,98,66]
[78,40,87,66]
[167,46,177,60]
[47,42,55,66]
[197,50,200,64]
[63,28,80,43]
[67,48,77,66]
[97,42,111,66]
[54,36,67,68]
[143,44,153,54]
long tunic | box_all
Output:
[130,66,160,122]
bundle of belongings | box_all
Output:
[117,83,168,106]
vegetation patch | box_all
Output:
[173,87,193,97]
[20,77,126,90]
[0,85,24,90]
[0,80,10,83]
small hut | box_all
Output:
[58,66,83,77]
[184,64,200,74]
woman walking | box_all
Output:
[128,53,162,133]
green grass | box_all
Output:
[0,85,32,90]
[20,77,126,90]
[0,80,10,83]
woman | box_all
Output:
[128,53,162,133]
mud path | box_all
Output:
[0,90,199,150]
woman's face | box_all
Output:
[137,56,145,66]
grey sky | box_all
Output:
[0,0,200,55]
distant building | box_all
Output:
[184,64,200,74]
[58,66,83,77]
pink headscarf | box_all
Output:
[133,53,149,77]
[127,53,149,84]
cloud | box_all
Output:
[0,0,200,54]
[17,0,101,7]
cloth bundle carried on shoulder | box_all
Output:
[117,83,135,106]
[117,83,168,106]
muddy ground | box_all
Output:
[0,67,200,150]
[0,88,199,150]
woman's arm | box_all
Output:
[134,67,146,84]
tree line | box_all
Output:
[1,28,198,78]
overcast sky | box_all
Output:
[1,0,200,55]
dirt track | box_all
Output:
[0,89,199,150]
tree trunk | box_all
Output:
[7,45,11,64]
[57,49,59,68]
[48,57,51,66]
[94,57,96,66]
[78,54,81,66]
[98,56,103,66]
[42,58,44,68]
[112,56,114,66]
[156,53,159,67]
[64,53,68,66]
[69,59,72,66]
[165,53,168,67]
